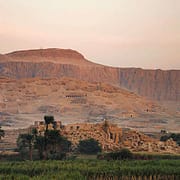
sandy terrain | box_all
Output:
[0,77,179,133]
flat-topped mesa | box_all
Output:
[6,48,85,59]
[3,48,93,65]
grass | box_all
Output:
[0,159,179,179]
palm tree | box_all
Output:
[0,126,5,140]
[25,134,34,161]
[52,121,57,130]
[44,115,55,159]
[31,128,38,139]
[46,130,71,159]
[34,135,45,159]
[17,134,34,160]
[44,115,54,132]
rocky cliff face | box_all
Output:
[0,48,179,101]
[0,62,119,85]
[119,68,180,101]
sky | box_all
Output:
[0,0,180,69]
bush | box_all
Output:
[118,148,133,159]
[98,148,133,160]
[160,133,180,146]
[48,152,66,160]
[78,138,102,155]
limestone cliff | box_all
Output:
[0,48,179,101]
[119,68,180,101]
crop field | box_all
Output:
[0,160,180,180]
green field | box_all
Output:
[0,160,180,180]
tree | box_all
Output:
[171,133,180,145]
[78,138,102,154]
[60,136,72,153]
[44,115,54,132]
[32,128,38,138]
[17,116,72,160]
[35,115,71,159]
[160,135,169,142]
[34,135,45,159]
[44,115,55,159]
[0,126,5,140]
[160,133,180,146]
[17,133,34,160]
[45,130,71,159]
[98,148,133,160]
[116,148,133,160]
[46,130,62,153]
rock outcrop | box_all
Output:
[0,48,179,101]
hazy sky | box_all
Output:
[0,0,180,69]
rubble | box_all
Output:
[34,120,180,154]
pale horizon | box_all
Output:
[0,0,180,70]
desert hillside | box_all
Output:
[0,77,179,132]
[0,48,179,101]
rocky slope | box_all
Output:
[0,48,179,101]
[0,77,179,132]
